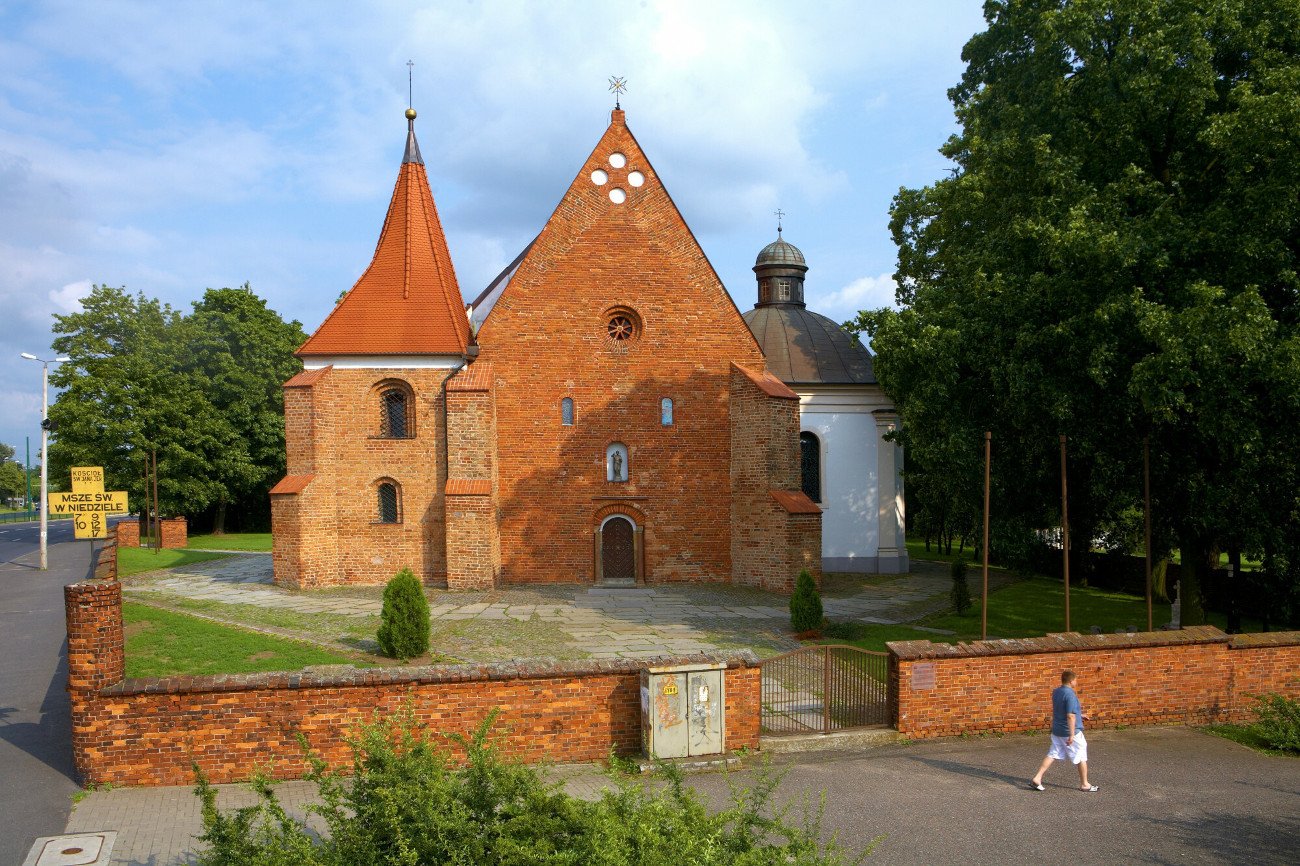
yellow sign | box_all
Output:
[51,491,129,515]
[70,466,105,493]
[54,466,128,539]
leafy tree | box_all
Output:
[0,461,25,502]
[47,284,305,530]
[184,285,306,532]
[858,0,1300,625]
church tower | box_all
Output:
[271,109,474,588]
[743,230,907,574]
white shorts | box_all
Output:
[1046,732,1088,764]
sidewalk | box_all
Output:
[121,556,964,661]
[60,726,1300,865]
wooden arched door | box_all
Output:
[601,516,636,584]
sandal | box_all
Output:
[1081,785,1099,792]
[1029,781,1045,791]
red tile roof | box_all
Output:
[731,363,800,400]
[446,361,493,392]
[297,117,470,357]
[446,479,491,495]
[283,366,332,388]
[269,474,315,495]
[770,490,821,514]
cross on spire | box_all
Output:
[775,208,785,235]
[407,60,414,108]
[608,76,627,109]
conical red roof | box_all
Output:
[297,112,470,357]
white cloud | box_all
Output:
[49,279,92,313]
[811,271,899,322]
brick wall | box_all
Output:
[115,519,139,548]
[64,576,761,786]
[159,517,187,549]
[93,526,118,581]
[274,365,456,587]
[888,626,1300,739]
[728,365,821,592]
[472,111,796,588]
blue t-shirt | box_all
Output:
[1051,685,1083,737]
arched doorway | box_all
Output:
[599,515,637,584]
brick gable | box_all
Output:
[471,110,779,584]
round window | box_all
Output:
[608,315,634,341]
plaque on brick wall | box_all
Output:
[911,662,936,690]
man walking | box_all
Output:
[1030,669,1099,792]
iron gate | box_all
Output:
[760,645,891,734]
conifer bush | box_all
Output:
[950,556,972,616]
[376,568,430,660]
[790,568,824,634]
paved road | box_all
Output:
[0,518,106,865]
[65,726,1298,864]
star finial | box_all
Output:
[608,76,627,109]
[775,208,785,235]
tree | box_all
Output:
[47,284,305,530]
[184,285,306,532]
[0,460,25,501]
[859,0,1300,625]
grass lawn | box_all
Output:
[906,537,981,565]
[118,547,232,577]
[824,577,1170,654]
[923,577,1155,640]
[820,622,956,653]
[187,532,273,551]
[123,602,355,678]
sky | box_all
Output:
[0,0,989,463]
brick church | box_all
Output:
[270,106,828,592]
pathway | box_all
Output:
[121,556,961,661]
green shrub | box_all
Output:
[950,556,972,616]
[193,708,870,865]
[790,568,824,633]
[376,568,430,660]
[1250,692,1300,752]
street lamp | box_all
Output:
[20,352,69,570]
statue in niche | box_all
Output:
[611,449,624,481]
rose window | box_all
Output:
[607,315,634,341]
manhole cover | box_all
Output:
[22,832,116,866]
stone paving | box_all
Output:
[121,554,961,661]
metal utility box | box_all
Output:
[640,662,726,759]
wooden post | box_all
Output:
[1060,434,1070,632]
[1144,436,1153,632]
[982,431,991,641]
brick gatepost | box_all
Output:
[65,577,125,783]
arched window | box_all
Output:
[660,397,673,426]
[799,432,821,503]
[377,481,401,523]
[561,397,575,426]
[379,387,411,438]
